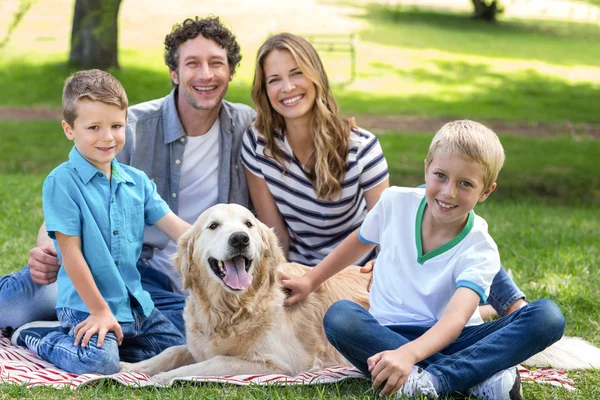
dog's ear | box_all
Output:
[259,220,286,268]
[174,224,196,290]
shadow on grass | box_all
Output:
[349,3,600,67]
[338,59,600,123]
[1,57,599,123]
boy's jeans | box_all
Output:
[324,299,565,395]
[0,262,188,335]
[37,302,185,375]
[0,264,523,330]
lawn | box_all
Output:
[1,2,600,123]
[1,121,599,399]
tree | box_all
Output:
[471,0,501,22]
[68,0,122,69]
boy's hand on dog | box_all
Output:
[74,311,123,348]
[29,245,61,285]
[368,346,417,396]
[280,273,313,306]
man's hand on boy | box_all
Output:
[74,310,124,348]
[28,245,60,285]
[280,273,314,306]
[368,346,417,396]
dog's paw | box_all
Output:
[149,372,174,386]
[119,361,155,376]
[119,361,137,373]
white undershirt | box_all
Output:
[147,119,220,293]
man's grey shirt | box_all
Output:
[117,89,255,260]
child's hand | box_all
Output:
[74,310,124,348]
[359,259,375,292]
[280,273,314,306]
[368,346,417,396]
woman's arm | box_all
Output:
[364,178,389,211]
[244,166,290,257]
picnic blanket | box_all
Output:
[0,336,575,391]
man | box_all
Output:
[0,16,255,336]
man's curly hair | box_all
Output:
[164,16,242,76]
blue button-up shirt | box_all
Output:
[42,147,170,321]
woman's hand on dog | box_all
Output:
[368,346,418,396]
[280,273,314,305]
[74,310,124,348]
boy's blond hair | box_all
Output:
[425,120,505,191]
[62,69,128,126]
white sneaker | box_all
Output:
[394,366,439,399]
[469,367,523,400]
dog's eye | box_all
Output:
[245,221,253,228]
[208,222,219,230]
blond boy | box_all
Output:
[282,120,565,400]
[12,70,189,375]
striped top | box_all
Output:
[242,124,389,266]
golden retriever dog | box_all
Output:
[120,203,370,384]
[121,204,600,384]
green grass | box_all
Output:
[0,122,599,399]
[1,6,600,123]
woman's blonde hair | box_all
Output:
[252,33,351,200]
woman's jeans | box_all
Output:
[324,299,565,395]
[37,302,185,375]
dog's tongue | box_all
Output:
[223,256,253,290]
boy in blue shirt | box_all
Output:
[12,70,189,375]
[282,120,565,399]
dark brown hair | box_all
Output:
[164,16,242,76]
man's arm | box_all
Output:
[55,232,123,348]
[29,222,61,285]
[281,230,376,305]
[154,212,192,243]
[368,287,479,396]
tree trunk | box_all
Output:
[68,0,122,69]
[471,0,498,22]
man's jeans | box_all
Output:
[0,263,522,331]
[0,262,187,335]
[37,303,185,375]
[324,299,565,395]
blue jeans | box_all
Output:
[0,262,187,335]
[324,299,565,396]
[37,302,185,375]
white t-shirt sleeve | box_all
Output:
[455,240,501,303]
[358,189,390,245]
[241,127,264,178]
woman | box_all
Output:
[242,33,526,317]
[242,33,389,266]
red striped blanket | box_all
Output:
[0,337,574,391]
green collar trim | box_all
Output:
[415,196,474,265]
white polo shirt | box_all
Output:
[359,187,501,327]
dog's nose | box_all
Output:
[229,232,250,249]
